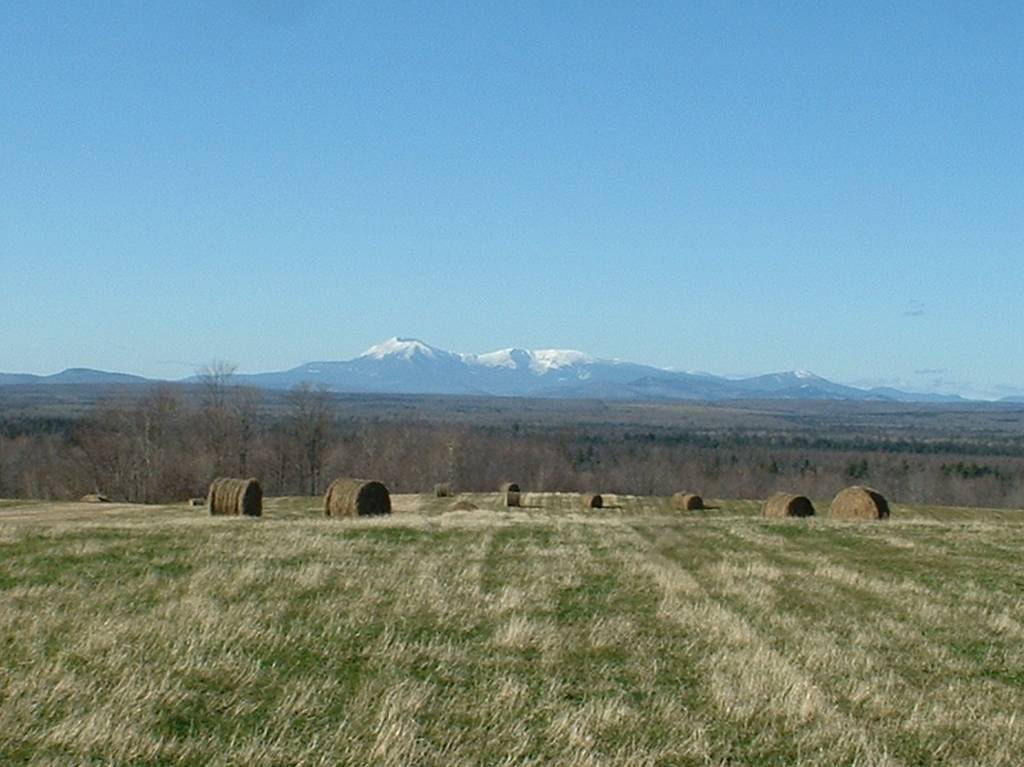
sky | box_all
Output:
[1,1,1022,398]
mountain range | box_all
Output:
[2,337,996,403]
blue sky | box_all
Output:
[2,1,1021,398]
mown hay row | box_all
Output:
[762,492,815,518]
[325,478,391,517]
[830,485,890,520]
[206,477,262,517]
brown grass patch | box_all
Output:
[79,493,111,503]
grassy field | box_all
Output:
[1,494,1022,766]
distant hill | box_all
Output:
[0,368,150,386]
[866,387,967,404]
[0,373,42,385]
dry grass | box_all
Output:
[1,493,1023,765]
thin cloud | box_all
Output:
[902,300,926,317]
[154,360,203,371]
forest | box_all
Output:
[2,373,1024,509]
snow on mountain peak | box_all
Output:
[470,347,595,373]
[360,337,441,360]
[529,349,594,373]
[473,348,527,369]
[358,340,820,387]
[358,339,597,373]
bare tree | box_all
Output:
[196,360,238,475]
[232,386,261,476]
[288,383,333,496]
[197,360,237,409]
[75,386,192,502]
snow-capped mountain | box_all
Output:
[471,347,595,374]
[357,337,598,375]
[0,338,977,402]
[223,337,965,402]
[359,337,462,363]
[234,338,666,396]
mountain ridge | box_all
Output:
[0,338,999,403]
[220,337,975,403]
[0,368,150,386]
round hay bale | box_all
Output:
[672,492,704,511]
[237,479,262,517]
[206,477,239,516]
[187,497,205,507]
[80,493,110,503]
[582,493,603,509]
[500,482,521,507]
[434,483,451,498]
[830,485,890,520]
[206,478,225,514]
[450,499,478,511]
[325,478,391,517]
[206,477,262,517]
[762,492,815,518]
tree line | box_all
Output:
[1,371,1023,509]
